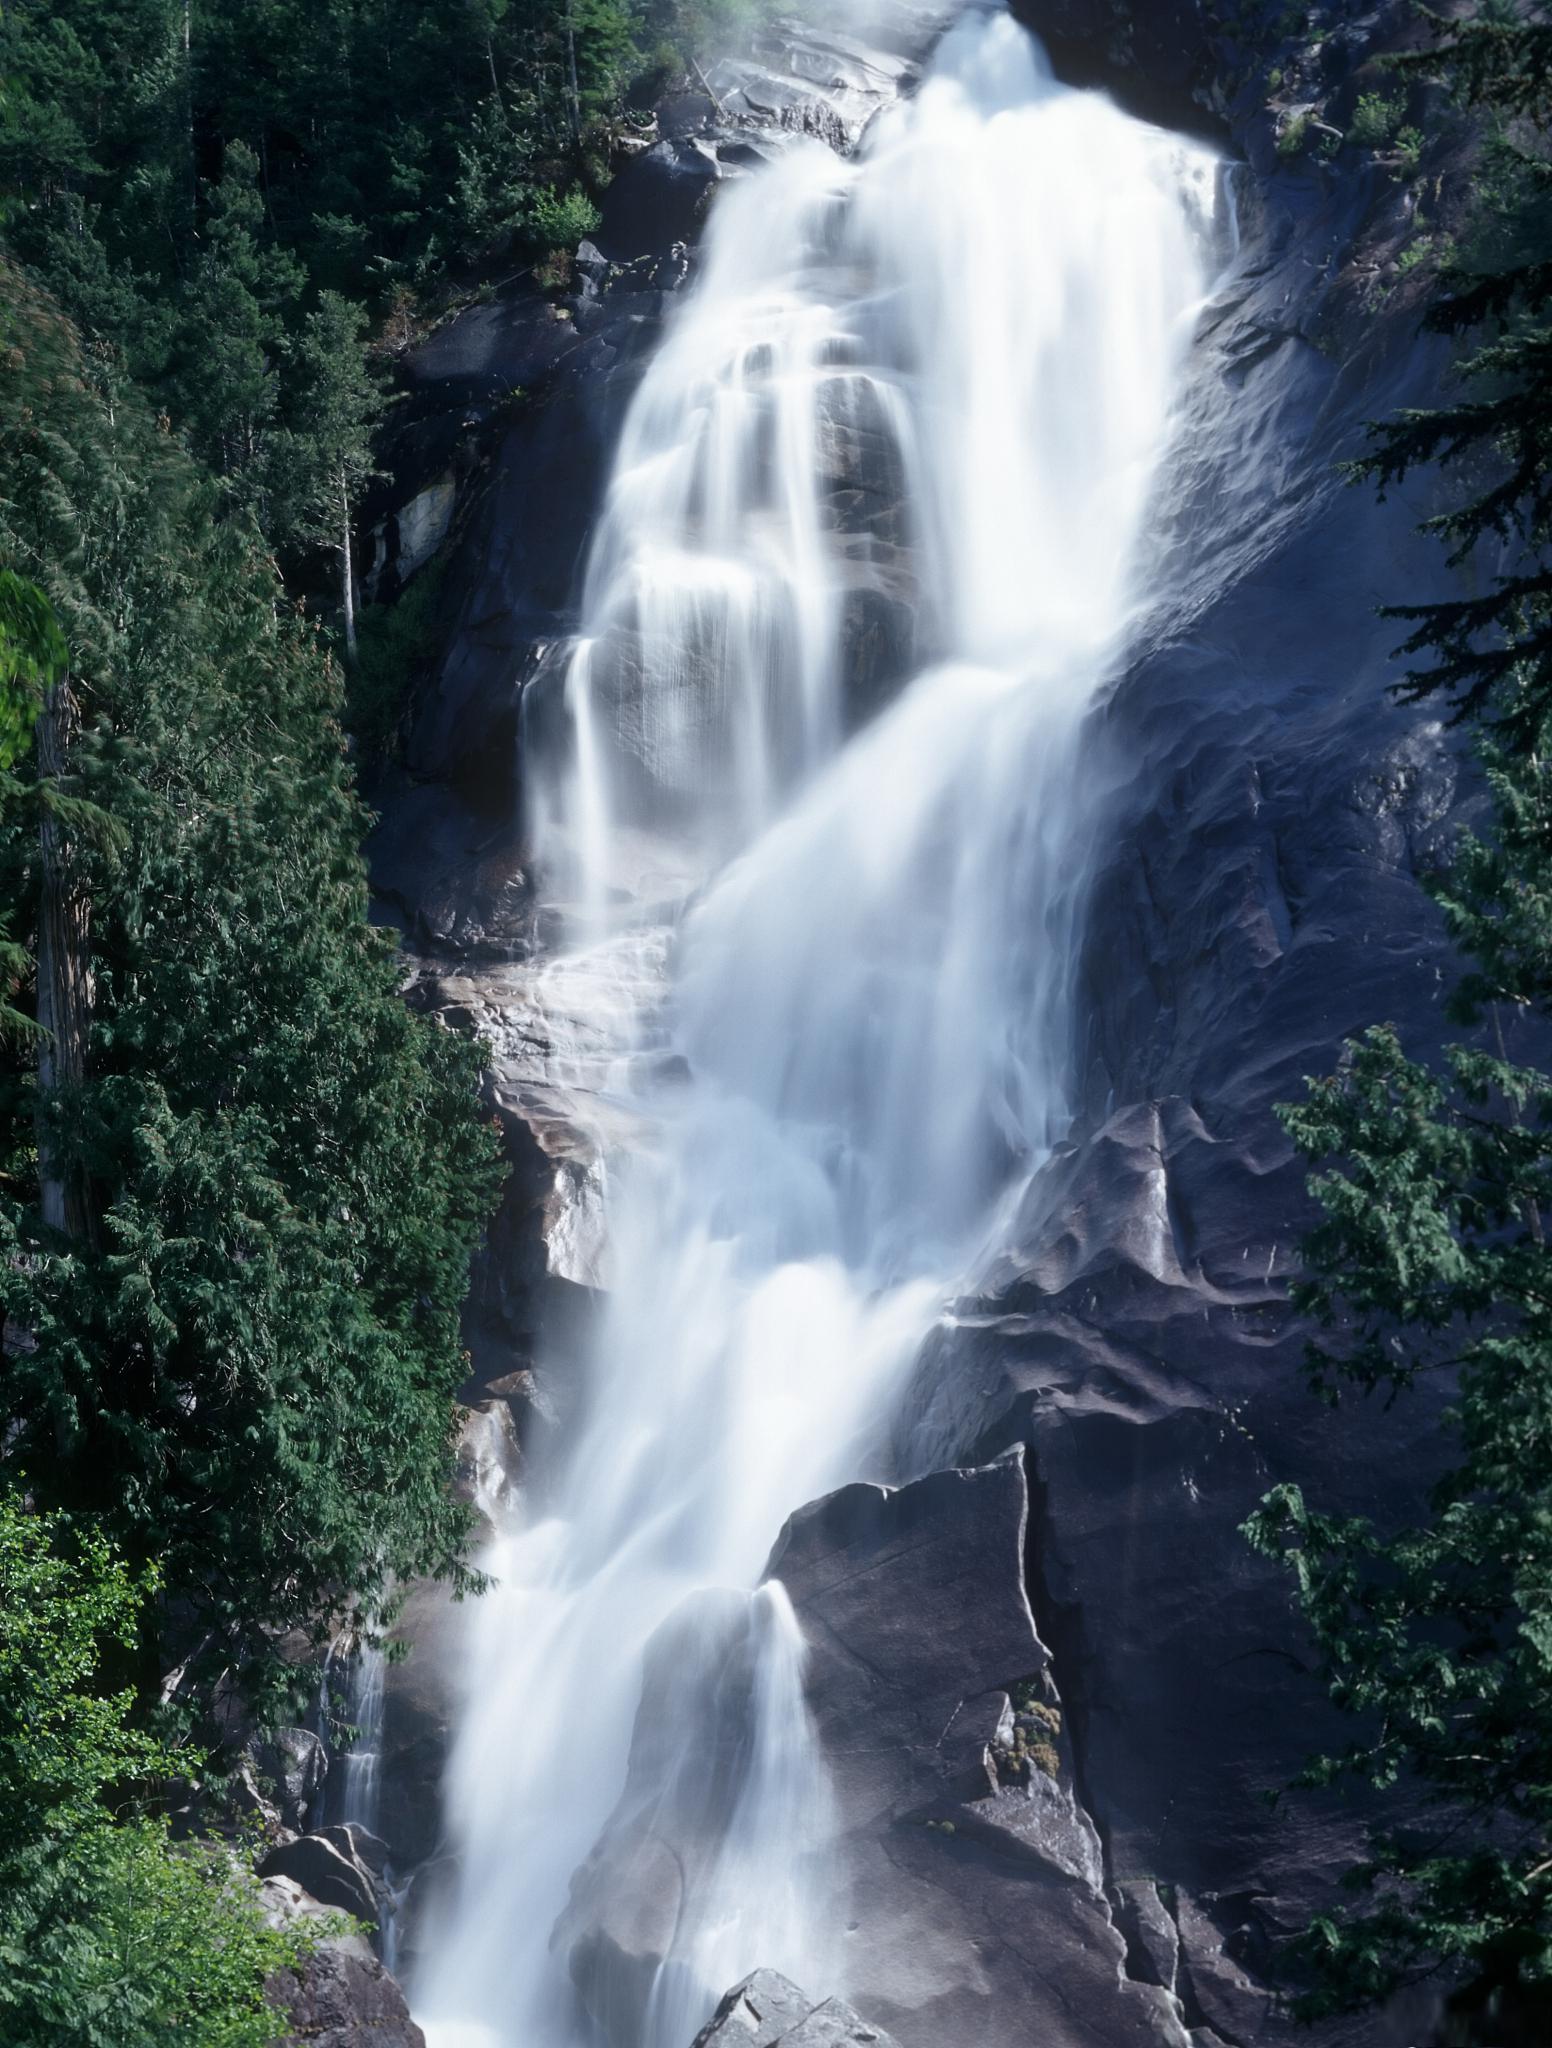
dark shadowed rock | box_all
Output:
[691,1970,902,2047]
[249,1725,328,1836]
[598,139,721,259]
[259,1824,390,1929]
[766,1459,1189,2048]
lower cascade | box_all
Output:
[415,10,1222,2046]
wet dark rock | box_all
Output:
[692,1971,901,2048]
[259,1824,390,1930]
[598,138,721,259]
[373,1576,472,1876]
[766,1460,1188,2048]
[266,1933,426,2048]
[248,1725,328,1836]
[452,1398,522,1522]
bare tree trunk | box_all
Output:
[565,3,582,147]
[339,469,359,667]
[35,677,97,1247]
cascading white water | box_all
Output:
[416,11,1219,2046]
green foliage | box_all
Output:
[531,184,605,251]
[0,265,503,1723]
[1355,6,1552,740]
[1350,90,1406,149]
[1250,5,1552,2024]
[0,570,64,777]
[0,0,670,640]
[1245,851,1552,2011]
[0,1488,307,2047]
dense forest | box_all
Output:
[0,1,742,2041]
[3,0,1552,2041]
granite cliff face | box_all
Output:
[362,5,1484,2042]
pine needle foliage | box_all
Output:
[1355,3,1552,741]
[0,267,504,1725]
[1245,6,1552,2028]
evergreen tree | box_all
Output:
[1246,6,1552,2031]
[167,143,302,493]
[1359,3,1552,740]
[274,291,383,664]
[0,573,64,1040]
[0,264,503,1722]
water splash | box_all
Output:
[418,11,1220,2045]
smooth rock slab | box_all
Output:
[692,1971,899,2048]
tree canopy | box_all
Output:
[0,262,504,1722]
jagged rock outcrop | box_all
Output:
[763,1460,1191,2048]
[569,1458,1192,2048]
[692,1970,901,2048]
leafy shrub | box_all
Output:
[528,185,604,254]
[1350,90,1405,147]
[0,1491,307,2047]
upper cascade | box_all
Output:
[529,4,1221,931]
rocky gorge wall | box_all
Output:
[342,5,1493,2043]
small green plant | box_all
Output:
[528,185,603,254]
[1392,124,1425,176]
[1278,111,1311,159]
[1351,90,1406,148]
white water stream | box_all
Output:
[417,11,1218,2044]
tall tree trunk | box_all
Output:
[35,677,97,1247]
[565,3,582,147]
[339,468,358,667]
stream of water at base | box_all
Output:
[414,11,1221,2044]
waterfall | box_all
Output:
[416,10,1219,2046]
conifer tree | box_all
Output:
[275,291,383,664]
[0,264,503,1723]
[1246,6,1552,2031]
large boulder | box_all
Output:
[259,1824,390,1932]
[691,1970,901,2048]
[266,1938,426,2048]
[764,1460,1190,2048]
[262,1872,426,2048]
[562,1457,1191,2048]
